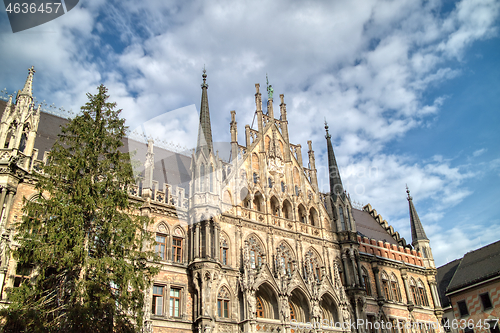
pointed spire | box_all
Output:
[20,66,35,97]
[196,67,213,156]
[325,121,343,198]
[406,185,428,244]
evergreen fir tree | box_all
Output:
[1,85,158,332]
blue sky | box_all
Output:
[0,0,499,266]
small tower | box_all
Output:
[406,186,435,268]
[0,66,40,160]
[325,121,343,199]
[324,121,365,321]
[189,69,222,332]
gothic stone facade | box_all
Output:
[0,68,444,333]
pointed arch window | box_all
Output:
[217,287,230,318]
[247,236,265,269]
[4,123,16,149]
[256,296,264,318]
[220,235,229,265]
[381,271,391,300]
[309,207,318,226]
[339,207,345,230]
[362,267,371,296]
[277,243,294,276]
[298,204,307,224]
[410,279,418,305]
[391,274,402,302]
[270,196,279,216]
[417,280,429,306]
[283,200,292,220]
[305,249,322,281]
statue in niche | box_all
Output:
[280,297,290,320]
[312,300,322,320]
[248,290,256,319]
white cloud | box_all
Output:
[473,148,487,157]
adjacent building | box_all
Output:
[437,241,500,333]
[0,67,445,333]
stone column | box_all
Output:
[2,191,14,226]
[401,268,413,305]
[350,253,359,287]
[214,223,220,261]
[205,220,211,258]
[0,188,7,223]
[342,253,351,286]
[371,264,383,299]
[429,282,441,308]
[356,255,365,288]
[194,223,200,258]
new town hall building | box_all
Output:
[0,68,444,333]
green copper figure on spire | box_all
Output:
[266,73,274,100]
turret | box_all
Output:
[406,186,435,268]
[325,121,343,199]
[196,69,213,157]
[279,94,291,162]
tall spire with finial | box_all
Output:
[325,121,343,198]
[406,185,428,244]
[20,66,35,97]
[196,67,213,156]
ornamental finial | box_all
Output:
[406,184,412,200]
[325,119,331,139]
[201,65,208,88]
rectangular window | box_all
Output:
[152,285,164,316]
[218,299,229,318]
[411,286,420,305]
[457,300,469,317]
[155,234,167,260]
[464,328,474,333]
[170,287,181,317]
[13,263,32,288]
[480,293,493,310]
[382,280,391,300]
[391,281,400,302]
[221,247,228,265]
[172,237,182,263]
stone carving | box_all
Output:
[279,296,290,321]
[312,300,322,321]
[248,290,256,319]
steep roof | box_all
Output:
[352,208,399,245]
[436,259,461,308]
[446,240,500,294]
[0,99,192,189]
[407,187,428,243]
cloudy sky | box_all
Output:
[1,0,499,266]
